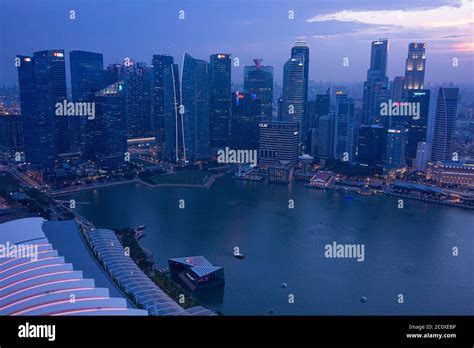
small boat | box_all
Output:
[137,225,147,230]
[234,253,245,260]
[360,296,368,303]
[281,283,288,289]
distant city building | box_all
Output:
[431,87,459,161]
[317,114,334,160]
[414,141,432,171]
[163,63,182,162]
[268,161,294,184]
[427,160,474,186]
[291,40,310,144]
[258,121,299,165]
[404,43,426,91]
[333,93,356,163]
[152,55,174,150]
[362,39,390,125]
[391,76,405,102]
[406,89,430,163]
[94,82,127,171]
[122,61,153,139]
[181,53,210,162]
[0,114,23,151]
[244,59,273,119]
[357,124,384,166]
[231,91,261,150]
[209,53,232,149]
[70,50,105,157]
[385,126,408,169]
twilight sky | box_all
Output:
[0,0,473,85]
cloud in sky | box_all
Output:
[306,0,474,51]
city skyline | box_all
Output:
[1,0,473,86]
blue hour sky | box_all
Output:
[0,0,473,85]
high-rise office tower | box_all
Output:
[70,50,105,156]
[282,55,305,143]
[357,124,384,166]
[244,59,273,120]
[333,93,356,163]
[391,76,405,102]
[16,50,68,180]
[209,53,232,149]
[281,40,309,149]
[258,121,299,165]
[406,89,430,163]
[0,114,23,152]
[152,55,174,149]
[404,43,426,91]
[362,39,390,125]
[431,87,459,161]
[414,141,432,171]
[122,61,153,139]
[35,50,69,155]
[231,91,261,150]
[307,91,330,156]
[94,82,127,171]
[163,63,182,162]
[317,114,334,160]
[181,53,210,162]
[385,126,408,169]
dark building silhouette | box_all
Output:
[231,91,261,150]
[406,89,430,164]
[209,53,231,149]
[432,87,459,161]
[70,50,105,157]
[152,55,174,150]
[182,53,210,162]
[94,82,127,171]
[357,124,384,166]
[244,59,273,119]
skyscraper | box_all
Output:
[152,55,174,149]
[122,61,153,139]
[16,51,68,180]
[243,59,273,119]
[333,93,356,163]
[414,141,432,171]
[282,55,305,143]
[431,87,459,161]
[94,82,127,171]
[317,114,334,160]
[291,40,309,112]
[385,126,408,169]
[391,76,405,102]
[181,53,210,162]
[362,39,390,125]
[404,43,426,91]
[258,121,299,165]
[406,89,430,163]
[357,124,384,166]
[209,53,231,149]
[163,63,182,162]
[231,91,261,150]
[70,50,104,156]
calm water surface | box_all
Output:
[67,175,474,315]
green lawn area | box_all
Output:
[145,170,211,185]
[0,171,20,192]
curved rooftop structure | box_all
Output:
[0,218,147,316]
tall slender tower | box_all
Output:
[431,87,459,161]
[404,43,426,91]
[362,39,390,125]
[182,53,210,162]
[209,53,231,150]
